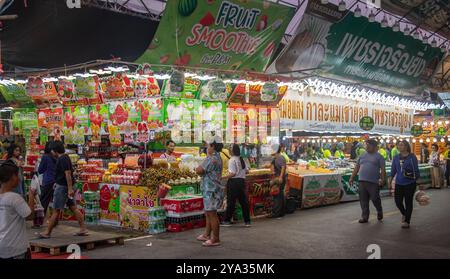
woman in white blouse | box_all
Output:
[222,144,251,227]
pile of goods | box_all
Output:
[148,206,167,234]
[141,167,199,188]
[84,191,100,224]
[77,160,105,183]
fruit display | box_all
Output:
[141,167,198,188]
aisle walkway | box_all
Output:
[58,188,450,258]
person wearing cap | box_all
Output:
[350,139,386,223]
[195,136,224,247]
[270,143,287,218]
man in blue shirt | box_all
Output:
[350,139,386,223]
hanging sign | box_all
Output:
[410,125,424,137]
[137,0,294,71]
[279,89,414,135]
[268,0,444,92]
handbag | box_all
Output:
[400,155,416,180]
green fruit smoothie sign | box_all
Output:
[136,0,294,72]
[269,0,444,90]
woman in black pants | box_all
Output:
[222,144,251,227]
[390,140,420,229]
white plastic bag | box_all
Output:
[415,190,430,206]
[30,174,42,196]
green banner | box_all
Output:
[269,0,444,90]
[137,0,294,72]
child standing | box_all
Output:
[0,160,36,259]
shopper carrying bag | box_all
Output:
[391,140,420,229]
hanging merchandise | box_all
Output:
[37,107,63,140]
[201,101,226,143]
[74,76,97,98]
[228,83,288,105]
[248,107,258,144]
[138,98,166,149]
[135,64,153,76]
[258,108,269,144]
[261,82,279,102]
[200,79,228,101]
[0,83,34,108]
[137,122,150,143]
[26,77,45,99]
[109,101,140,134]
[165,77,202,99]
[58,78,79,106]
[89,104,110,143]
[168,70,185,94]
[103,73,134,99]
[12,109,38,134]
[63,106,89,145]
[108,125,122,146]
[134,76,161,98]
[164,99,202,144]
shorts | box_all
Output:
[203,190,224,212]
[53,184,76,210]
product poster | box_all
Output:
[63,106,89,145]
[270,108,280,139]
[164,99,202,144]
[120,185,157,231]
[89,104,110,141]
[0,83,34,108]
[99,183,121,227]
[248,107,258,144]
[134,77,161,98]
[258,108,268,144]
[109,101,141,134]
[37,107,63,139]
[201,101,225,143]
[103,74,134,100]
[163,78,203,99]
[74,76,97,99]
[139,98,164,130]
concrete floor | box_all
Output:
[33,188,450,259]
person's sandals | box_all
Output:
[73,231,89,236]
[196,234,210,241]
[38,233,51,239]
[202,239,221,247]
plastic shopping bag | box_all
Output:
[415,190,430,206]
